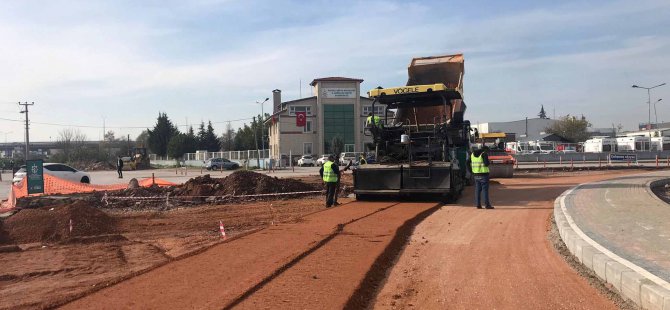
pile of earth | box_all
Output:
[69,160,115,171]
[0,221,10,244]
[104,184,171,198]
[172,174,223,197]
[1,201,117,244]
[173,171,321,197]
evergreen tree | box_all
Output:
[167,133,188,159]
[204,121,221,151]
[147,113,178,157]
[196,121,207,150]
[538,105,548,119]
[183,126,198,153]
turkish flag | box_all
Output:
[296,111,306,127]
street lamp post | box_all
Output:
[257,97,269,168]
[654,98,663,125]
[633,83,666,134]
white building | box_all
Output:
[267,77,381,165]
[471,118,557,141]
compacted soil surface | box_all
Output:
[0,169,648,309]
[374,170,643,309]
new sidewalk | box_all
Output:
[555,171,670,309]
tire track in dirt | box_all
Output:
[60,201,410,309]
[223,202,402,309]
[232,202,442,309]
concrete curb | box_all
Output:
[555,183,670,310]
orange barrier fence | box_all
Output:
[0,175,175,213]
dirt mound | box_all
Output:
[219,171,319,196]
[173,172,319,197]
[174,174,224,197]
[108,185,170,198]
[3,201,116,244]
[0,221,11,244]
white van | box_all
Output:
[651,137,670,151]
[505,141,532,155]
[616,136,650,152]
[583,137,617,153]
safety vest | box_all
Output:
[322,161,338,183]
[470,153,489,174]
[367,115,381,127]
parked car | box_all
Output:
[297,155,315,167]
[13,163,91,184]
[204,158,239,170]
[339,152,359,165]
[315,154,329,166]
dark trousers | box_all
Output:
[334,180,340,203]
[474,175,491,207]
[325,182,337,207]
[117,167,123,178]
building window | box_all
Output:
[303,142,313,155]
[289,106,312,116]
[323,104,355,154]
[345,144,355,152]
[362,105,384,116]
[303,120,312,133]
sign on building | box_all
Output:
[321,88,356,98]
[26,159,44,194]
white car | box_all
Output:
[13,163,91,184]
[339,152,360,165]
[297,155,315,167]
[315,154,329,166]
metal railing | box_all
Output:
[150,150,270,162]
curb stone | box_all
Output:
[554,183,670,310]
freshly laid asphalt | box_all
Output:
[565,171,670,283]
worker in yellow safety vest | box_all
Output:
[366,112,382,128]
[466,146,494,209]
[319,154,340,208]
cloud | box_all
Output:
[0,0,668,142]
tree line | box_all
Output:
[147,112,268,158]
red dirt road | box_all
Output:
[374,171,639,309]
[57,170,643,309]
[62,201,441,309]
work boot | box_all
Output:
[326,204,332,208]
[333,202,340,206]
[476,205,482,209]
[485,205,495,209]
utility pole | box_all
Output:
[19,101,34,161]
[257,97,269,169]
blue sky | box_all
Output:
[0,0,668,142]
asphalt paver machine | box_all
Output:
[354,54,471,201]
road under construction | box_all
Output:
[0,170,643,309]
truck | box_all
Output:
[353,54,471,201]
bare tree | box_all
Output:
[57,128,88,162]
